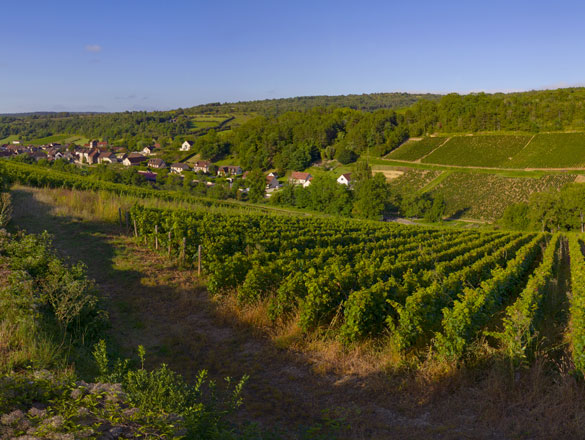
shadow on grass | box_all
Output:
[444,207,470,221]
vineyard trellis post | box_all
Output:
[180,237,186,265]
[198,244,202,275]
[155,225,159,250]
[125,211,130,233]
[133,218,138,238]
[118,207,122,228]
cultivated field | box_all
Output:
[386,168,442,196]
[387,136,447,161]
[507,132,585,168]
[429,172,576,220]
[6,175,585,438]
[422,135,531,167]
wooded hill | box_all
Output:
[185,92,442,115]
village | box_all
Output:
[0,139,353,197]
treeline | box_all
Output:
[186,92,441,116]
[403,88,585,134]
[0,111,191,148]
[500,183,585,232]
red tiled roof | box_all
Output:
[290,171,311,181]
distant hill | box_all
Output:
[185,92,443,116]
[0,112,104,117]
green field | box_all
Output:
[387,137,447,161]
[507,133,585,168]
[428,172,576,220]
[422,135,531,167]
[0,135,20,144]
[0,133,90,145]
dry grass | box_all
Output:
[12,184,250,225]
[371,167,405,180]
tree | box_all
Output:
[246,169,266,203]
[561,185,585,232]
[335,147,358,164]
[529,192,561,232]
[500,203,531,230]
[352,173,390,219]
[423,195,446,222]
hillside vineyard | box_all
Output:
[129,204,579,366]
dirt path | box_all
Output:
[538,237,572,357]
[376,156,585,174]
[9,187,510,439]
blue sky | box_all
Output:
[2,0,585,112]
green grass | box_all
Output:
[213,156,242,166]
[0,135,20,144]
[387,137,447,161]
[27,134,72,144]
[1,134,90,146]
[507,133,585,168]
[418,170,452,194]
[422,135,531,167]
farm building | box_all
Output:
[180,141,193,151]
[147,158,167,169]
[289,171,313,187]
[192,160,211,173]
[217,165,243,177]
[337,173,352,186]
[170,162,190,174]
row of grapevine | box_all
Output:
[392,233,533,350]
[434,234,546,359]
[128,204,528,353]
[497,233,561,363]
[568,235,585,373]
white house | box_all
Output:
[180,141,193,151]
[289,171,313,188]
[123,154,147,167]
[147,158,167,169]
[98,152,118,164]
[142,145,157,156]
[217,165,243,177]
[192,160,211,173]
[337,173,352,186]
[170,162,190,174]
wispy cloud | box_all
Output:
[84,44,102,53]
